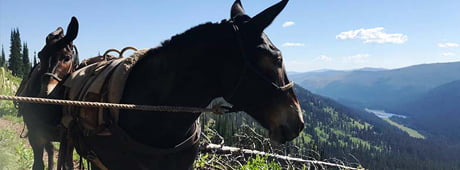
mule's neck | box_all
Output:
[127,23,240,105]
[119,22,241,148]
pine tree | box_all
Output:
[0,45,5,67]
[22,42,31,77]
[33,51,37,66]
[8,28,23,76]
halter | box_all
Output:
[42,45,79,82]
[226,22,294,101]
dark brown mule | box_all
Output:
[16,17,79,170]
[67,0,303,169]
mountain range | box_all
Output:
[289,61,460,151]
[290,62,460,110]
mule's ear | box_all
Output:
[231,0,245,19]
[247,0,288,32]
[65,16,79,42]
[58,16,79,46]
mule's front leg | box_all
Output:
[64,138,74,170]
[44,142,55,170]
[28,134,45,170]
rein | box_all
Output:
[226,22,294,100]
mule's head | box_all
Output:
[38,17,79,96]
[223,0,304,143]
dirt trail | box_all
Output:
[0,118,25,134]
[0,118,78,170]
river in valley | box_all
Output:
[365,108,407,118]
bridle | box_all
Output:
[41,45,79,83]
[226,21,294,101]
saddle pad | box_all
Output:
[76,54,117,70]
[62,49,148,129]
[106,49,148,122]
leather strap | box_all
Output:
[109,122,201,155]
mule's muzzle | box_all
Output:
[269,104,304,144]
[41,73,61,96]
[270,122,304,144]
[283,120,304,140]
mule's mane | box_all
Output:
[148,20,233,55]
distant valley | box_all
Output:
[365,109,424,139]
[289,61,460,143]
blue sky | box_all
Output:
[1,0,459,72]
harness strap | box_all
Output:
[109,122,201,155]
[44,72,63,82]
[81,121,201,169]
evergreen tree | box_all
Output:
[0,45,5,67]
[8,28,23,76]
[33,51,37,66]
[22,42,31,77]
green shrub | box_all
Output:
[0,67,21,117]
[241,155,281,170]
[194,153,225,169]
[0,127,33,170]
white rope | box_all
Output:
[0,95,226,114]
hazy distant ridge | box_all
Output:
[289,61,460,109]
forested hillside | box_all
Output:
[202,85,460,169]
[394,80,460,142]
[293,86,460,169]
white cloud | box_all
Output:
[316,55,332,61]
[282,42,305,47]
[441,52,455,57]
[344,54,370,63]
[438,42,459,48]
[282,21,295,28]
[336,27,407,44]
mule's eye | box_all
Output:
[62,56,71,62]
